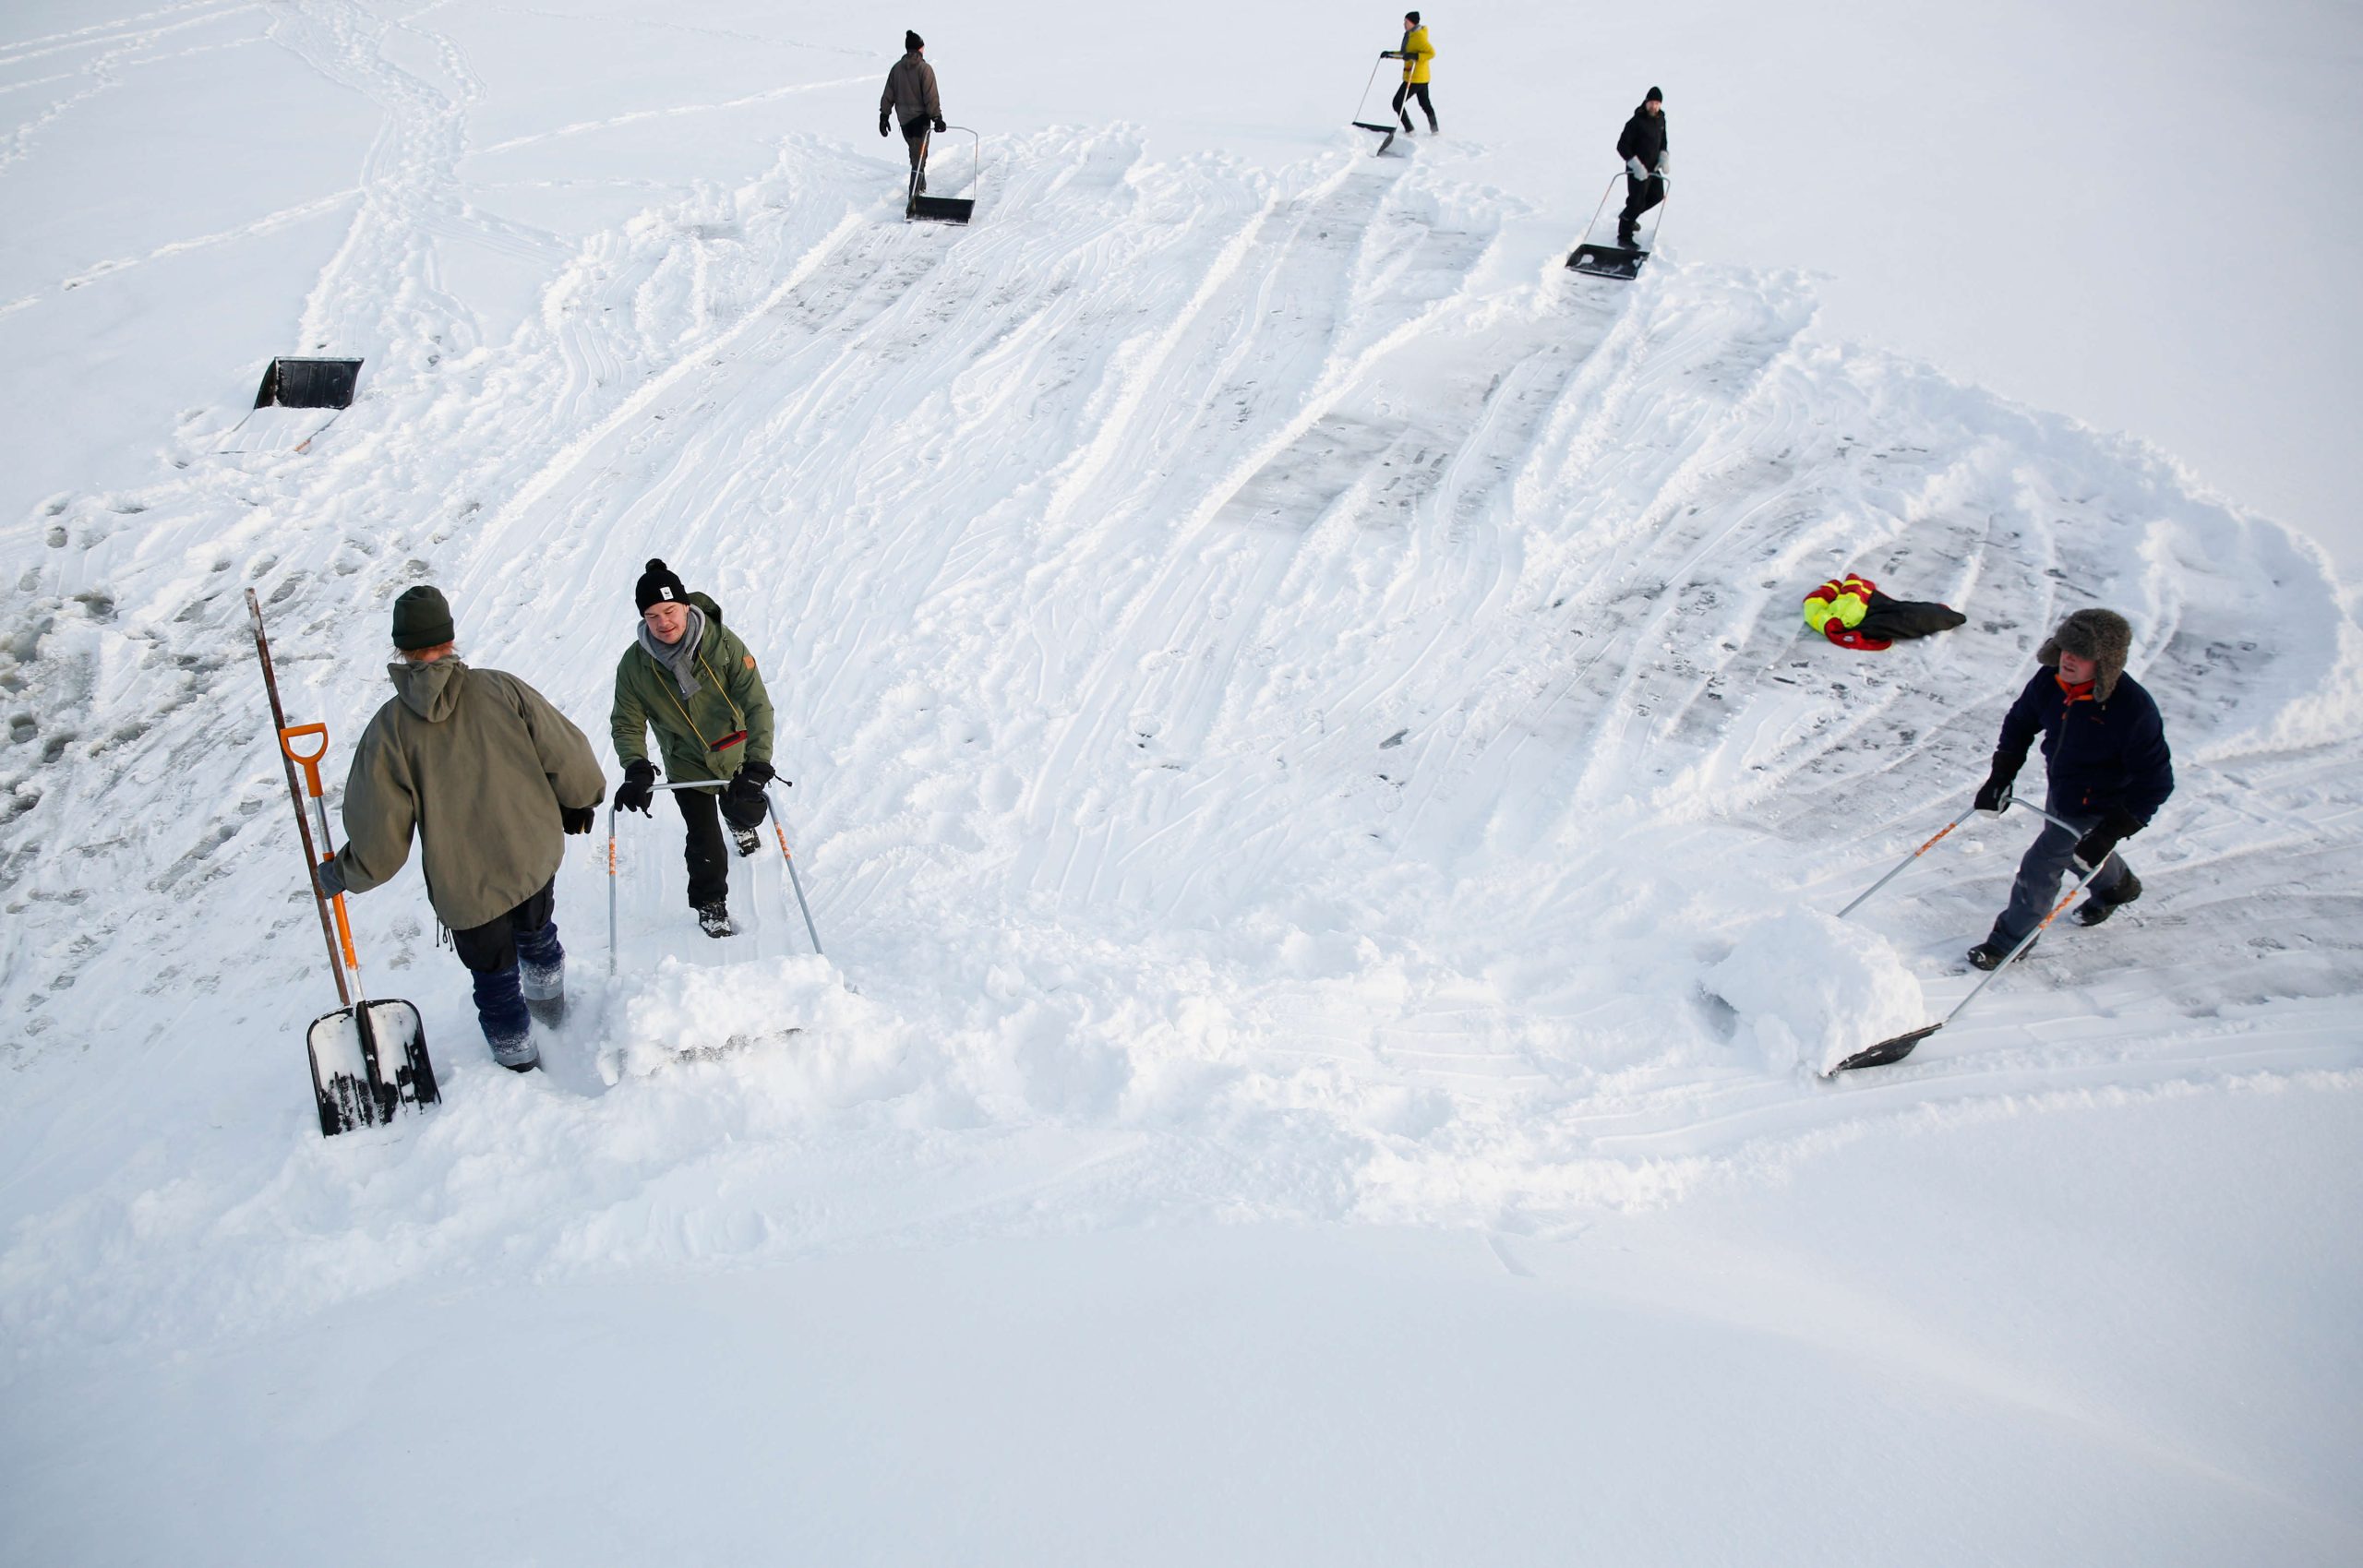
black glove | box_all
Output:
[561,804,596,835]
[2072,808,2141,870]
[314,856,347,900]
[879,111,891,138]
[931,116,947,134]
[738,758,776,786]
[1973,772,2015,813]
[726,770,768,810]
[616,759,657,815]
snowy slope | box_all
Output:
[3,2,2360,1562]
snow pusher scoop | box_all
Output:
[908,126,980,223]
[281,723,441,1131]
[1822,796,2102,1076]
[1566,174,1667,280]
[215,357,363,455]
[606,781,823,973]
[1349,54,1400,155]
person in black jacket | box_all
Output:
[1615,87,1667,247]
[1967,608,2174,969]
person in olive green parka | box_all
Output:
[318,585,606,1071]
[610,558,778,938]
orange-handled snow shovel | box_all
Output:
[278,722,440,1134]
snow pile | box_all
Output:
[599,953,880,1084]
[1705,912,1926,1076]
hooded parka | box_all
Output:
[330,659,606,931]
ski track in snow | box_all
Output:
[1,6,2359,1357]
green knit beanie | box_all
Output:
[391,585,455,651]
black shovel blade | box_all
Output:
[306,999,438,1136]
[910,195,974,224]
[1821,1023,1943,1077]
[1567,244,1649,281]
[255,357,363,409]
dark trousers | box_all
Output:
[450,880,561,1047]
[1619,174,1665,242]
[901,120,930,174]
[1392,80,1435,132]
[676,786,731,910]
[1987,791,2132,949]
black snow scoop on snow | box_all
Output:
[1349,53,1402,156]
[247,591,438,1135]
[1821,796,2102,1076]
[215,356,364,455]
[908,126,980,223]
[1566,174,1668,281]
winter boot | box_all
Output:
[2077,868,2143,927]
[517,918,567,1026]
[730,821,763,858]
[1966,934,2035,972]
[473,964,542,1071]
[697,903,738,940]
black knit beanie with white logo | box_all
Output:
[634,558,689,613]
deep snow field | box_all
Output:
[4,2,2361,1563]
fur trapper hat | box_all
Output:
[2038,607,2133,700]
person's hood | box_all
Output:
[388,655,468,722]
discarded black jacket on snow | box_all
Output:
[1856,592,1966,642]
[1993,667,2174,826]
[1615,106,1667,170]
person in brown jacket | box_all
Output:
[878,30,945,192]
[316,586,606,1071]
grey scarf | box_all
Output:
[637,605,707,698]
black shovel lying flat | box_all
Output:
[248,590,438,1134]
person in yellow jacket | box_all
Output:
[1385,13,1437,136]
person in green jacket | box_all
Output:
[317,586,607,1071]
[610,559,779,938]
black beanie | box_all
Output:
[906,30,922,52]
[391,585,454,651]
[1646,86,1663,103]
[635,558,689,613]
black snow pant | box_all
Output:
[901,118,930,174]
[1393,80,1435,132]
[1985,789,2134,950]
[675,787,731,911]
[1619,173,1665,244]
[450,879,561,1052]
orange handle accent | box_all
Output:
[280,724,330,797]
[328,892,360,971]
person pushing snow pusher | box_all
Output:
[1385,13,1437,136]
[1566,87,1669,278]
[610,559,780,940]
[312,587,607,1073]
[1966,608,2173,970]
[880,30,946,212]
[1615,87,1668,248]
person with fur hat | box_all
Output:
[315,586,607,1072]
[1966,607,2174,969]
[879,30,945,196]
[610,560,779,939]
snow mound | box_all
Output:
[599,953,869,1083]
[1705,912,1927,1076]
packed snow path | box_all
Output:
[4,107,2359,1354]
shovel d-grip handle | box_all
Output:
[279,723,330,797]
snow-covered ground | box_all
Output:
[4,2,2360,1562]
